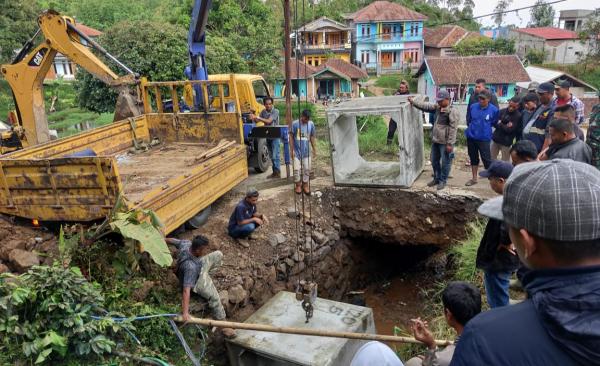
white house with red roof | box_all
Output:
[45,23,103,80]
[509,27,590,65]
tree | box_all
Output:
[579,8,600,60]
[528,0,555,27]
[455,36,515,56]
[76,20,188,113]
[525,48,547,64]
[493,0,513,27]
[0,0,40,63]
[205,34,249,75]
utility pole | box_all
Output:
[284,0,292,130]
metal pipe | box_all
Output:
[66,22,135,76]
[175,316,453,347]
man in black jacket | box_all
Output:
[477,161,520,308]
[491,97,521,161]
[450,160,600,366]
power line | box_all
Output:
[431,0,568,27]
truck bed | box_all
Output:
[118,143,213,204]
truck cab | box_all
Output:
[208,74,269,116]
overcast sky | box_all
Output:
[471,0,596,28]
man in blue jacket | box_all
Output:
[465,89,498,186]
[450,160,600,366]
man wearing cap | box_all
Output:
[522,82,554,153]
[476,161,520,308]
[227,189,268,242]
[465,89,498,186]
[450,160,600,366]
[409,91,460,190]
[539,118,591,164]
[552,80,585,125]
[466,78,499,125]
[491,97,521,162]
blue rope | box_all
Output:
[90,313,178,322]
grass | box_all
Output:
[395,220,486,361]
[356,115,399,161]
[360,88,375,97]
[374,72,417,93]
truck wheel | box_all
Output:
[186,205,212,229]
[254,138,271,173]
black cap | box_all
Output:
[479,160,514,179]
[478,89,491,100]
[554,80,571,89]
[536,82,555,94]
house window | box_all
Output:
[361,50,370,64]
[393,52,397,63]
[410,22,419,37]
[361,24,370,39]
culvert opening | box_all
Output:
[342,236,443,337]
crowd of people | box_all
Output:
[164,80,600,363]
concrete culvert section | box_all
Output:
[327,96,425,187]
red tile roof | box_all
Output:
[420,55,530,85]
[285,58,318,79]
[351,1,427,22]
[314,58,368,79]
[75,23,102,37]
[513,27,578,40]
[423,25,468,48]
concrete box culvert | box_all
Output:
[327,95,425,187]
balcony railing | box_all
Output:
[356,34,421,43]
[303,43,351,51]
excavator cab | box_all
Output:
[0,10,141,150]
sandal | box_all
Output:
[465,179,478,186]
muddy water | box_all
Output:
[363,273,428,337]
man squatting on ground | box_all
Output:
[227,188,268,240]
[250,97,281,178]
[166,235,236,338]
[290,109,316,195]
[409,90,459,190]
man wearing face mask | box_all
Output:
[450,160,600,366]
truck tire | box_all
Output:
[186,205,212,229]
[254,138,271,173]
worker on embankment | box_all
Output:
[227,188,268,244]
[387,80,410,146]
[166,235,236,338]
[290,109,316,195]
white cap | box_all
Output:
[350,341,404,366]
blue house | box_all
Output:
[346,1,427,74]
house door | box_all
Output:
[381,52,393,68]
[318,80,335,98]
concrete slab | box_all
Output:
[327,96,424,187]
[226,291,375,366]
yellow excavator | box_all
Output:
[0,10,141,153]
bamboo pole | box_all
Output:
[175,316,453,347]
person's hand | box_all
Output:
[182,312,191,324]
[445,144,453,153]
[407,96,414,104]
[538,147,549,161]
[411,318,435,349]
[312,149,317,159]
[254,217,264,226]
[262,215,269,225]
[507,122,513,128]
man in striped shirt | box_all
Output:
[551,80,585,125]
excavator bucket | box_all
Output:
[113,88,142,122]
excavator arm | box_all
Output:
[0,10,140,147]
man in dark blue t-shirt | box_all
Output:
[227,188,267,240]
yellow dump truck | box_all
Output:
[0,77,248,234]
